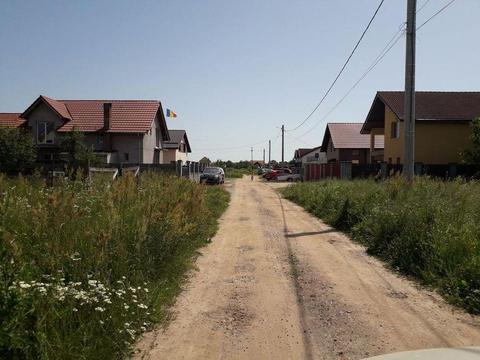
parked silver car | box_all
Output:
[200,167,225,185]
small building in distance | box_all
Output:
[293,147,326,165]
[320,123,384,164]
[162,130,192,164]
[199,157,211,167]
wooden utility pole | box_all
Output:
[404,0,417,181]
[263,148,265,165]
[281,125,285,164]
[251,147,254,181]
[268,140,271,166]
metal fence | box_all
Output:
[37,160,207,185]
[302,162,480,181]
[303,162,341,181]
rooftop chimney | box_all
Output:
[103,102,112,131]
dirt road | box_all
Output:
[136,177,480,360]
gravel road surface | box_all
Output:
[135,177,480,360]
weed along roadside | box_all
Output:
[281,178,480,315]
[0,173,229,359]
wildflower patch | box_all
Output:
[0,173,229,359]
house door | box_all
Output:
[154,149,160,164]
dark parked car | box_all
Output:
[201,167,225,184]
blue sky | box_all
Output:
[1,0,479,161]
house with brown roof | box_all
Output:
[321,123,384,164]
[250,160,265,167]
[1,95,171,164]
[162,130,192,164]
[361,91,480,165]
[0,113,26,128]
[199,157,211,166]
[293,147,326,164]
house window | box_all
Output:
[37,121,55,144]
[124,153,129,162]
[390,121,400,139]
[388,157,392,164]
[396,157,401,165]
[96,135,104,150]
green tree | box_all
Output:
[60,130,97,178]
[461,117,480,164]
[0,128,37,175]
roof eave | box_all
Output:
[361,92,388,134]
[21,95,70,122]
[156,103,170,141]
[301,146,322,157]
[320,125,332,152]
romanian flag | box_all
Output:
[166,109,177,118]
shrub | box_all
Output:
[0,174,229,359]
[60,130,98,179]
[461,117,480,164]
[0,128,36,175]
[282,178,480,314]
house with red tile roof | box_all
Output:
[0,113,26,128]
[162,130,192,163]
[361,91,480,165]
[1,95,172,164]
[320,123,384,164]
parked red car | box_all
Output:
[264,168,292,181]
[264,170,278,181]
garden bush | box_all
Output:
[0,128,36,175]
[282,178,480,314]
[0,174,229,359]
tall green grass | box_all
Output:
[282,178,480,314]
[224,168,252,179]
[0,174,229,359]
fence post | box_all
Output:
[186,161,191,179]
[340,161,352,180]
[448,163,457,179]
[195,162,200,182]
[176,160,183,178]
[414,162,423,176]
[380,162,387,180]
[136,166,141,189]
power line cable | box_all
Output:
[195,0,457,154]
[283,130,315,148]
[417,0,432,14]
[417,0,457,30]
[286,0,385,132]
[297,0,458,139]
[299,30,406,138]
